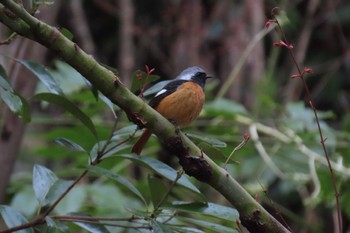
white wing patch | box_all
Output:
[154,88,167,97]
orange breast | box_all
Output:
[155,82,205,127]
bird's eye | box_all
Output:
[194,72,206,79]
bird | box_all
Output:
[131,66,212,155]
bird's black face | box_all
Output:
[191,71,211,88]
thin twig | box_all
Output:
[224,134,250,169]
[259,182,293,232]
[270,9,342,232]
[52,215,141,222]
[153,169,184,213]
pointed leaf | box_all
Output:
[0,205,34,233]
[70,213,110,233]
[90,140,131,161]
[54,186,87,215]
[10,186,37,217]
[45,179,74,206]
[45,216,69,233]
[19,60,63,95]
[111,125,138,141]
[177,217,238,233]
[0,65,12,90]
[131,70,160,93]
[0,65,31,122]
[117,154,204,200]
[87,166,146,205]
[197,142,235,164]
[98,93,117,118]
[148,175,168,207]
[55,137,86,152]
[204,98,247,117]
[33,164,73,206]
[74,221,110,233]
[32,93,98,139]
[169,226,205,233]
[33,164,58,205]
[186,132,227,148]
[150,220,173,233]
[48,60,87,95]
[83,78,99,101]
[0,85,22,114]
[167,202,239,221]
[18,94,31,122]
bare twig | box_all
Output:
[224,134,250,169]
[266,8,342,232]
[259,182,293,232]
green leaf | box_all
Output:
[150,220,174,233]
[10,186,37,217]
[45,179,74,206]
[32,164,73,206]
[148,175,168,207]
[0,65,31,122]
[33,164,58,205]
[55,186,87,215]
[0,205,34,233]
[197,142,230,164]
[124,206,151,217]
[19,60,63,95]
[0,84,22,113]
[18,94,31,122]
[130,70,160,93]
[186,132,227,148]
[204,98,247,117]
[90,140,131,161]
[0,65,12,90]
[99,93,118,118]
[167,202,239,222]
[83,78,99,101]
[116,154,205,200]
[45,216,69,233]
[48,60,87,95]
[32,93,98,139]
[55,137,86,152]
[87,166,146,205]
[177,217,238,233]
[70,213,111,233]
[169,226,205,233]
[112,125,138,140]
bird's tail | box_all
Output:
[131,129,152,155]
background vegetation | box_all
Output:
[1,0,350,232]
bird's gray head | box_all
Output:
[175,66,212,88]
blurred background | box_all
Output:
[1,0,350,232]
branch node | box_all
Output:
[179,155,212,182]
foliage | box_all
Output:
[1,0,350,232]
[0,56,349,232]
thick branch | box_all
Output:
[0,1,290,232]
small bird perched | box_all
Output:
[131,66,212,155]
